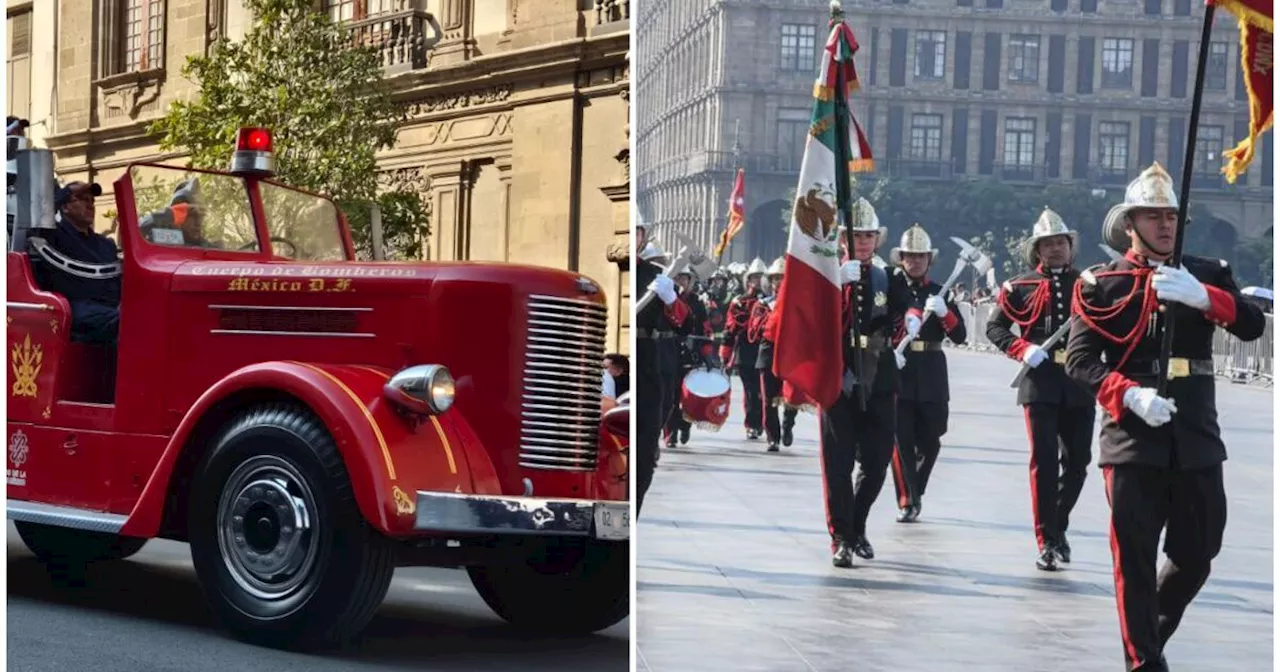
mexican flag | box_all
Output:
[771,3,874,409]
[1212,0,1273,183]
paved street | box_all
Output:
[7,525,627,671]
[637,349,1272,671]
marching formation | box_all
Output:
[636,162,1264,672]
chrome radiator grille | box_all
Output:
[519,295,608,471]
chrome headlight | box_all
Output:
[384,364,455,415]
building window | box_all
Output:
[1174,0,1191,14]
[778,110,810,171]
[1099,121,1131,173]
[915,31,947,80]
[780,24,817,73]
[120,0,165,73]
[1081,0,1098,12]
[1144,0,1162,14]
[1194,125,1224,174]
[1008,35,1039,83]
[1101,38,1134,88]
[324,0,397,22]
[909,113,944,160]
[1206,42,1229,91]
[1003,117,1036,165]
[7,10,31,120]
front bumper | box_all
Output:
[414,491,630,541]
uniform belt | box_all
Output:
[636,329,676,340]
[909,341,943,352]
[1122,358,1214,379]
[849,334,886,350]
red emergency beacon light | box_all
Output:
[229,126,275,176]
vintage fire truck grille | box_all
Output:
[519,295,607,471]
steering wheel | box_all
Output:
[239,236,298,257]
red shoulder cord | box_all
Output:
[996,280,1049,328]
[1071,269,1157,371]
[747,303,769,344]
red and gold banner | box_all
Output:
[1213,0,1273,183]
[713,168,746,259]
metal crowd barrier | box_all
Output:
[946,302,1273,388]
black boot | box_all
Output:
[851,535,875,560]
[896,507,913,523]
[767,441,780,452]
[782,426,794,447]
[679,426,690,445]
[1054,538,1071,564]
[1036,546,1059,572]
[832,542,854,568]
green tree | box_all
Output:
[147,0,428,260]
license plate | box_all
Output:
[593,503,630,540]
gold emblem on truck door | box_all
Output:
[11,335,43,398]
[392,486,416,516]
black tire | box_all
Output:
[14,522,148,564]
[187,403,395,651]
[468,538,629,634]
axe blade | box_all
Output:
[1098,243,1124,263]
[950,236,979,259]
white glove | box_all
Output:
[904,314,922,338]
[1123,387,1178,427]
[1021,344,1048,368]
[650,275,678,305]
[894,350,907,370]
[839,260,861,285]
[1152,265,1210,311]
[925,295,948,317]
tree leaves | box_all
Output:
[147,0,428,260]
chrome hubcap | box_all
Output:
[216,455,318,600]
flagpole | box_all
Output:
[830,5,865,411]
[1156,3,1215,396]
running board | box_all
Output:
[8,500,127,534]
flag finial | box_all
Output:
[830,1,843,18]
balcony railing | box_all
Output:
[344,9,435,74]
[1091,167,1130,185]
[596,0,630,25]
[991,162,1045,183]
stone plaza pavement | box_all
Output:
[636,349,1273,672]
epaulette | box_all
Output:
[1081,268,1099,286]
[1219,258,1229,268]
[1001,280,1013,293]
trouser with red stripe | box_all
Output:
[1102,464,1225,671]
[820,390,896,549]
[739,367,763,433]
[892,399,949,509]
[760,367,781,443]
[664,366,692,440]
[1022,402,1095,551]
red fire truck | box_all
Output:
[6,126,630,650]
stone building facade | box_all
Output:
[6,0,633,353]
[635,0,1272,264]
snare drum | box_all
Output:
[680,369,732,430]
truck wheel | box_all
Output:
[468,539,628,634]
[14,522,148,563]
[187,403,395,651]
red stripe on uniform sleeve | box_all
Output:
[1203,285,1237,326]
[942,310,960,332]
[1007,338,1032,361]
[1097,371,1138,420]
[907,307,923,321]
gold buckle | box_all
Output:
[1054,350,1067,364]
[858,335,869,348]
[1167,357,1190,379]
[910,341,926,352]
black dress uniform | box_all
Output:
[891,272,966,521]
[665,287,708,446]
[1066,251,1265,671]
[635,259,688,516]
[750,296,799,451]
[986,264,1096,566]
[721,291,763,437]
[822,262,918,563]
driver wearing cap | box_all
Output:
[39,180,121,345]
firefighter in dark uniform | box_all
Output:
[824,199,923,567]
[888,224,966,523]
[1065,163,1264,671]
[719,259,768,440]
[750,258,799,452]
[702,270,730,344]
[665,266,710,447]
[635,221,688,516]
[986,207,1096,571]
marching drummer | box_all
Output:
[888,224,966,524]
[720,259,769,440]
[751,257,798,452]
[665,266,711,448]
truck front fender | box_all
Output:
[119,361,485,538]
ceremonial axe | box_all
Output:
[1007,246,1124,388]
[635,232,717,313]
[894,237,993,368]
